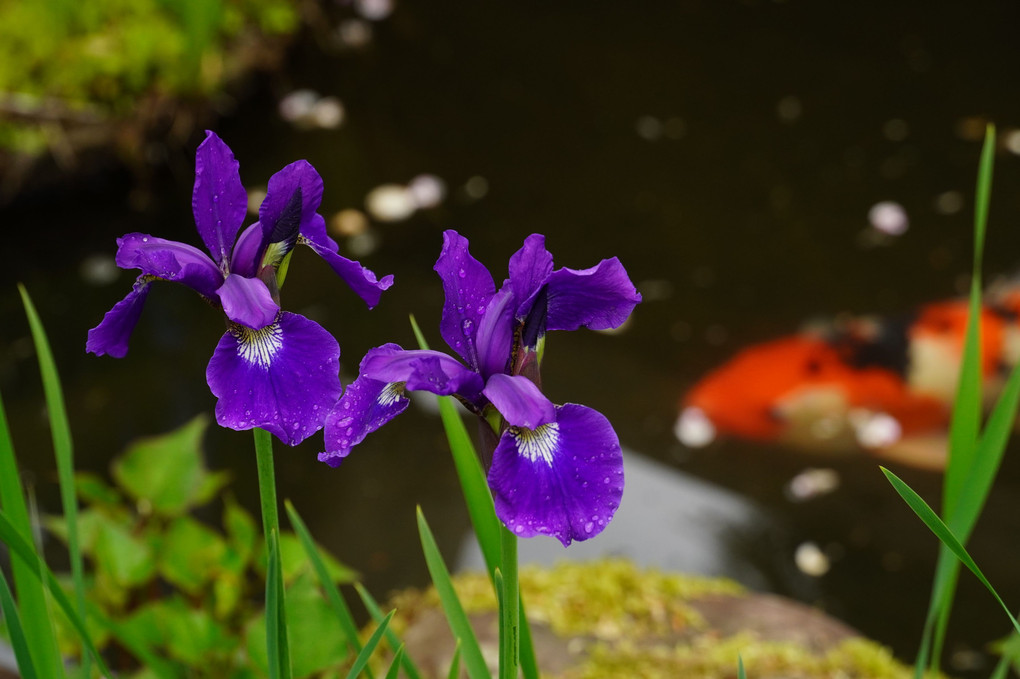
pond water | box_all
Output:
[4,1,1020,674]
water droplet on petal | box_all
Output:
[584,521,594,533]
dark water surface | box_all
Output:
[5,1,1020,673]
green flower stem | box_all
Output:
[254,427,280,544]
[254,427,291,678]
[499,525,520,679]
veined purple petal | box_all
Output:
[361,344,484,401]
[482,374,555,429]
[260,160,324,243]
[506,233,553,313]
[474,289,514,379]
[434,230,495,370]
[192,131,248,268]
[544,257,641,332]
[299,212,339,253]
[318,374,410,467]
[206,312,341,445]
[301,237,394,309]
[230,223,264,278]
[216,274,280,329]
[116,233,223,297]
[85,277,153,357]
[488,403,624,547]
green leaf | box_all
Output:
[344,610,394,679]
[224,494,257,566]
[265,529,292,679]
[738,655,747,679]
[446,642,461,679]
[74,473,123,506]
[882,467,1020,636]
[416,507,489,679]
[0,565,39,679]
[113,415,230,517]
[158,516,228,593]
[354,584,424,679]
[93,515,156,589]
[385,646,407,679]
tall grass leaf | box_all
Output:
[345,610,395,679]
[353,583,423,679]
[384,645,406,679]
[19,284,89,672]
[416,507,489,679]
[284,501,366,669]
[738,655,746,679]
[0,509,112,677]
[882,467,1020,635]
[446,641,462,679]
[266,529,292,679]
[0,389,63,679]
[0,565,39,679]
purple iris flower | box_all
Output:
[320,230,641,546]
[86,130,393,445]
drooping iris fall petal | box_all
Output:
[319,373,410,467]
[85,277,153,358]
[115,233,222,297]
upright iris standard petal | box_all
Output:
[482,374,556,430]
[360,344,485,401]
[473,289,515,379]
[434,230,495,369]
[488,404,624,547]
[206,312,341,445]
[116,234,223,297]
[192,131,248,268]
[319,374,410,467]
[216,274,280,330]
[229,223,265,278]
[86,277,153,357]
[260,161,325,244]
[301,238,394,309]
[506,233,554,313]
[543,258,642,332]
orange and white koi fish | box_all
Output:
[676,290,1020,470]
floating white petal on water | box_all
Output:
[868,200,908,236]
[247,187,267,215]
[635,115,662,141]
[463,176,489,200]
[776,95,802,123]
[365,184,416,222]
[335,19,373,49]
[80,254,120,286]
[851,410,902,449]
[933,190,964,215]
[330,209,369,237]
[355,0,394,21]
[794,542,830,576]
[408,174,446,209]
[1004,129,1020,155]
[278,89,319,122]
[784,468,841,502]
[675,407,716,448]
[310,97,344,129]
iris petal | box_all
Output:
[116,233,223,297]
[260,160,325,244]
[474,289,514,379]
[216,274,280,329]
[360,344,485,401]
[301,236,394,309]
[85,277,153,358]
[482,374,555,429]
[434,230,495,370]
[230,223,264,278]
[488,403,624,546]
[192,131,248,268]
[506,233,554,317]
[319,374,410,467]
[206,311,341,445]
[544,257,642,332]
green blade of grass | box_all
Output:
[0,389,63,679]
[446,642,462,679]
[344,610,395,679]
[738,655,746,679]
[0,564,39,679]
[882,467,1020,636]
[0,508,112,677]
[417,507,489,679]
[384,645,406,679]
[284,501,367,672]
[353,583,424,679]
[19,285,88,667]
[266,529,292,679]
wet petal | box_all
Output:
[318,374,410,467]
[301,237,394,309]
[206,312,341,445]
[85,277,152,357]
[260,160,324,244]
[544,257,641,332]
[474,289,514,379]
[506,233,553,312]
[230,223,265,278]
[361,344,484,400]
[192,131,248,268]
[116,233,223,297]
[482,374,555,429]
[434,230,495,370]
[216,274,280,329]
[488,404,624,547]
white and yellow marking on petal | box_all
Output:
[377,382,406,406]
[511,422,560,466]
[234,322,284,368]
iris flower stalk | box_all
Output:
[87,131,393,674]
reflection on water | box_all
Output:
[5,1,1020,675]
